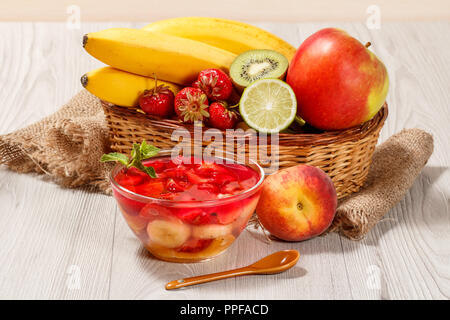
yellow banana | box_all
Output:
[142,17,297,62]
[81,67,181,107]
[83,28,236,86]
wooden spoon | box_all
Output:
[165,249,300,290]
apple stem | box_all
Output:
[365,42,372,48]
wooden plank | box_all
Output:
[0,168,117,299]
[362,22,450,300]
[0,22,131,299]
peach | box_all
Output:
[256,165,337,241]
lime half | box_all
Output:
[239,79,297,133]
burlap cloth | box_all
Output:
[0,90,434,240]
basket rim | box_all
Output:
[101,100,388,146]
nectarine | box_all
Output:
[256,165,337,241]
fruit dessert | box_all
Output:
[104,142,264,262]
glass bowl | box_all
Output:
[109,151,264,263]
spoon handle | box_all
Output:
[165,267,254,290]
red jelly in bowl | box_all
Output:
[109,151,264,262]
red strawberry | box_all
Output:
[174,87,209,123]
[208,101,238,130]
[192,80,201,88]
[139,84,175,117]
[195,68,233,101]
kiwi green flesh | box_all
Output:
[230,49,289,90]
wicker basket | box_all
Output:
[102,101,388,199]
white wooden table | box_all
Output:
[0,22,449,300]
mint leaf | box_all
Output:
[143,166,157,178]
[140,140,160,159]
[130,143,140,163]
[100,140,160,178]
[100,153,129,166]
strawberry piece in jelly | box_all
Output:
[116,174,144,187]
[135,179,165,198]
[223,164,257,181]
[185,169,211,184]
[166,178,186,192]
[175,207,217,225]
[213,173,238,186]
[197,183,220,194]
[159,166,188,179]
[115,167,147,187]
[220,181,243,195]
[194,161,231,176]
[144,160,167,173]
[139,203,172,220]
[177,238,213,253]
[216,202,243,224]
[114,189,146,216]
[158,192,178,200]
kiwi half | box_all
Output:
[229,49,289,91]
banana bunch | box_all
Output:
[83,28,236,86]
[82,67,181,107]
[142,17,296,61]
[82,17,296,107]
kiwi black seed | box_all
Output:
[229,49,289,91]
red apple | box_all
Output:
[286,28,389,130]
[255,165,337,241]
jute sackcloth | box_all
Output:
[328,128,433,239]
[0,90,434,240]
[0,90,113,192]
